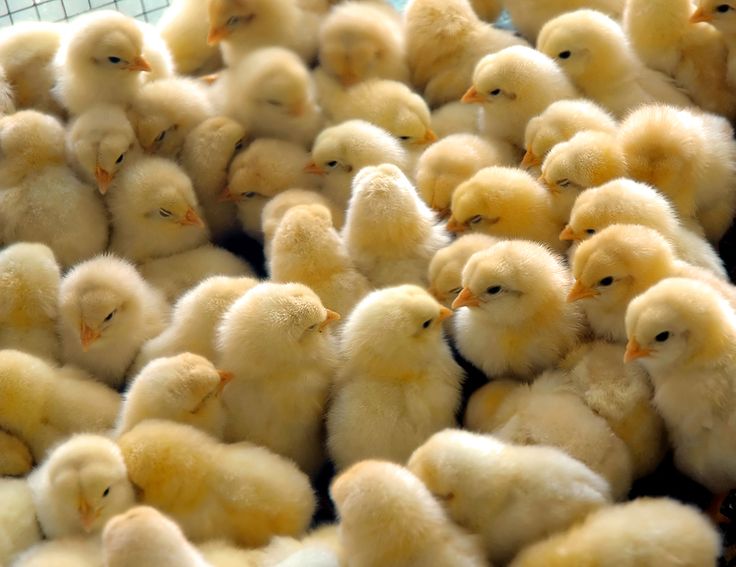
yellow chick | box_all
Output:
[269,204,372,318]
[626,0,736,120]
[470,0,503,22]
[691,0,736,90]
[0,478,41,565]
[12,538,103,567]
[108,156,209,262]
[0,243,61,361]
[416,133,515,217]
[133,275,257,372]
[618,104,736,242]
[118,419,315,546]
[224,138,319,239]
[0,111,108,269]
[218,282,338,475]
[453,240,583,380]
[447,166,567,253]
[462,45,579,150]
[180,116,245,239]
[625,277,736,493]
[0,64,14,117]
[404,0,527,107]
[67,103,142,195]
[28,434,135,538]
[510,497,721,567]
[128,77,213,159]
[326,285,461,470]
[217,47,322,148]
[409,429,611,565]
[562,178,728,278]
[58,254,169,389]
[537,9,693,118]
[307,119,408,209]
[116,353,231,438]
[331,460,488,567]
[430,101,483,138]
[568,224,736,342]
[0,432,33,477]
[158,0,222,75]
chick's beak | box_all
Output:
[339,70,360,87]
[438,306,453,321]
[80,323,101,352]
[416,129,438,145]
[446,216,466,234]
[452,288,480,309]
[461,86,485,104]
[95,166,112,195]
[567,280,599,302]
[216,370,234,394]
[319,309,341,332]
[559,225,579,241]
[124,56,152,72]
[207,25,229,45]
[179,207,205,228]
[288,101,305,117]
[218,186,238,203]
[690,8,712,23]
[304,161,327,175]
[521,150,540,169]
[78,498,98,532]
[624,339,652,363]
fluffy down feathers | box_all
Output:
[0,479,41,566]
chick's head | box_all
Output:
[0,110,66,183]
[691,0,736,33]
[207,0,292,46]
[0,243,60,326]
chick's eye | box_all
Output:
[102,487,110,497]
[598,276,614,287]
[243,191,257,199]
[234,139,244,151]
[585,228,596,235]
[266,100,282,106]
[399,136,411,141]
[557,178,570,188]
[449,287,463,295]
[487,285,502,295]
[227,16,239,25]
[115,153,125,164]
[108,56,121,64]
[717,4,732,13]
[558,50,572,59]
[103,310,116,322]
[655,331,670,342]
[159,208,172,218]
[154,131,167,143]
[469,215,483,225]
[489,88,501,96]
[422,319,433,329]
[326,160,338,168]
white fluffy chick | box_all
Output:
[104,506,211,567]
[116,353,230,438]
[462,45,578,150]
[108,156,209,262]
[618,104,736,243]
[447,166,567,253]
[327,285,461,470]
[0,242,61,361]
[409,429,611,565]
[118,419,315,546]
[224,138,319,239]
[510,497,721,567]
[133,275,257,372]
[218,282,338,475]
[307,120,408,209]
[625,277,736,492]
[562,178,727,278]
[453,240,583,380]
[269,204,372,318]
[218,47,322,148]
[522,98,618,170]
[342,164,449,288]
[404,0,527,107]
[28,434,135,538]
[0,111,108,269]
[691,0,736,91]
[12,538,103,567]
[416,133,514,217]
[158,0,221,75]
[331,460,488,567]
[180,116,245,239]
[58,254,169,389]
[67,103,142,195]
[0,478,41,566]
[537,9,693,118]
[128,77,213,159]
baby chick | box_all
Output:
[462,45,578,150]
[453,240,583,380]
[0,478,41,565]
[447,166,567,253]
[158,0,221,75]
[0,243,61,361]
[29,434,135,538]
[12,538,103,567]
[331,460,488,567]
[618,104,736,242]
[430,101,483,139]
[218,282,338,475]
[108,156,209,262]
[625,277,736,492]
[58,254,169,389]
[691,0,736,90]
[308,120,408,209]
[537,9,693,118]
[404,0,527,107]
[408,429,611,565]
[510,497,721,567]
[270,204,372,318]
[118,419,315,546]
[0,432,33,477]
[327,285,461,470]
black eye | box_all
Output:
[655,331,670,342]
[115,153,125,164]
[422,319,432,329]
[102,487,110,497]
[159,208,172,218]
[103,310,116,322]
[585,228,596,235]
[227,16,239,25]
[717,4,731,13]
[399,136,411,141]
[598,276,614,287]
[449,287,462,295]
[243,191,256,198]
[326,160,338,168]
[558,50,571,59]
[108,56,121,64]
[155,131,167,143]
[489,88,501,96]
[486,286,502,295]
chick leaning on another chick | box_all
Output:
[331,460,488,567]
[157,0,221,75]
[327,285,462,470]
[58,254,169,389]
[462,45,578,151]
[409,429,612,564]
[118,419,315,547]
[342,163,449,288]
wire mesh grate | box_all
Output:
[0,0,171,28]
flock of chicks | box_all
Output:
[1,0,736,564]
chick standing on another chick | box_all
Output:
[327,285,462,470]
[537,10,693,118]
[58,255,169,389]
[453,240,583,381]
[331,460,488,567]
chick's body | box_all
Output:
[158,0,221,75]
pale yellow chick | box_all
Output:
[158,0,222,75]
[0,432,33,477]
[0,478,41,565]
[470,0,503,22]
[12,538,103,567]
[691,0,736,91]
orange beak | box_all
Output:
[304,161,327,175]
[521,149,540,169]
[339,70,360,87]
[559,225,579,241]
[319,309,341,332]
[207,25,229,45]
[689,8,712,23]
[215,370,234,395]
[461,86,485,104]
[199,73,220,85]
[95,165,112,195]
[124,55,152,72]
[218,186,238,203]
[288,101,306,117]
[567,280,599,302]
[446,216,466,234]
[179,207,205,228]
[415,129,438,145]
[78,498,98,532]
[452,288,481,309]
[80,323,101,352]
[438,305,453,321]
[624,339,652,363]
